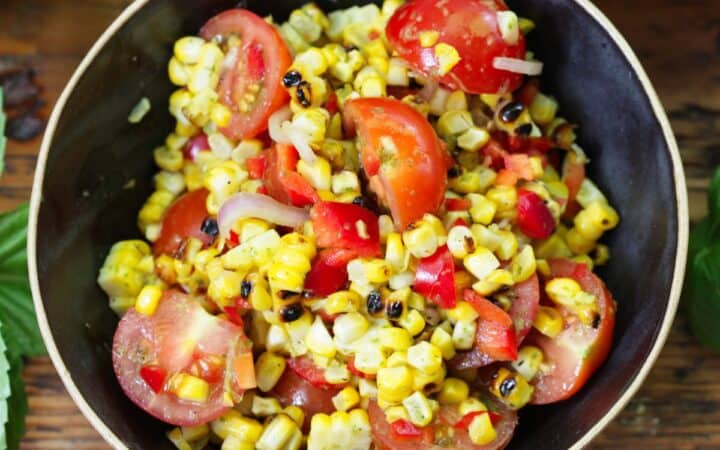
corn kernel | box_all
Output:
[464,247,500,280]
[438,378,470,405]
[403,391,434,426]
[256,414,298,450]
[512,345,543,381]
[446,301,480,324]
[533,305,564,338]
[306,315,337,358]
[459,398,487,415]
[377,366,413,403]
[403,222,439,258]
[434,43,461,76]
[468,193,497,225]
[171,373,210,403]
[379,327,413,351]
[468,412,497,445]
[437,110,473,137]
[354,346,386,375]
[430,327,456,360]
[384,405,410,423]
[134,285,163,316]
[490,368,534,409]
[332,386,361,411]
[419,30,440,47]
[251,395,283,417]
[255,352,286,392]
[457,127,491,152]
[452,320,477,350]
[398,309,426,336]
[407,341,443,374]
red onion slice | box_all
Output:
[217,193,309,237]
[493,57,544,76]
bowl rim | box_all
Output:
[26,0,688,448]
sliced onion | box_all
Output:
[493,57,543,76]
[217,193,309,237]
[286,125,317,164]
[268,105,293,144]
[418,78,439,102]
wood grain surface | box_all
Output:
[1,0,718,448]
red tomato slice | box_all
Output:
[154,188,213,256]
[343,98,447,230]
[528,259,616,404]
[112,291,250,426]
[245,154,267,179]
[414,245,456,308]
[465,290,518,362]
[304,248,356,296]
[287,356,337,390]
[445,198,472,211]
[516,188,556,240]
[369,398,517,450]
[386,0,526,94]
[310,201,382,257]
[263,144,319,207]
[508,273,540,343]
[199,9,291,140]
[562,156,586,219]
[272,363,340,431]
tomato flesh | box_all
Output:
[343,98,447,230]
[528,259,616,404]
[414,245,456,308]
[508,273,540,343]
[304,248,356,296]
[154,188,213,256]
[246,154,267,179]
[516,188,556,240]
[386,0,526,94]
[465,290,518,362]
[272,364,339,431]
[310,201,382,257]
[287,356,337,390]
[200,9,291,140]
[264,144,319,207]
[140,365,167,394]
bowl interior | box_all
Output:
[32,0,680,448]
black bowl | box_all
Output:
[28,0,688,448]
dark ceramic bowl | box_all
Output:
[28,0,687,448]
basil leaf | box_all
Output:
[709,165,720,224]
[4,355,26,450]
[686,239,720,351]
[0,324,9,450]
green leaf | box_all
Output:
[0,203,45,357]
[686,237,720,351]
[0,87,5,178]
[709,165,720,223]
[0,324,10,450]
[4,356,26,450]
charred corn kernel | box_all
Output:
[171,373,209,403]
[430,327,456,360]
[403,391,434,427]
[575,201,620,240]
[565,227,596,254]
[486,185,517,211]
[594,244,610,266]
[134,285,162,316]
[546,278,599,326]
[354,346,386,375]
[402,222,439,258]
[251,395,283,417]
[379,327,412,351]
[419,30,440,47]
[434,43,461,75]
[407,341,443,374]
[459,398,487,415]
[464,247,500,280]
[306,315,337,358]
[457,127,490,152]
[512,345,543,381]
[438,378,469,405]
[468,411,497,445]
[446,301,480,324]
[154,146,183,172]
[437,110,473,137]
[332,386,361,412]
[331,170,360,194]
[167,428,191,450]
[384,405,409,423]
[533,305,564,338]
[511,245,536,282]
[307,409,372,450]
[377,366,413,403]
[491,368,534,409]
[267,324,290,352]
[168,57,190,86]
[255,352,286,392]
[452,320,477,350]
[467,193,496,225]
[326,290,362,315]
[529,93,558,126]
[495,230,519,260]
[398,309,426,336]
[256,414,298,450]
[387,57,409,86]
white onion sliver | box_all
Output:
[217,193,310,237]
[418,78,439,102]
[492,57,543,76]
[268,105,293,144]
[287,125,318,164]
[222,46,240,72]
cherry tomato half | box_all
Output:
[154,188,214,256]
[200,9,291,140]
[272,362,340,431]
[263,144,319,207]
[386,0,526,94]
[465,290,518,362]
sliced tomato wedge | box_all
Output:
[199,9,291,140]
[286,356,337,390]
[343,98,447,230]
[508,273,540,343]
[272,362,339,431]
[310,201,381,257]
[562,156,586,219]
[112,291,251,426]
[386,0,526,94]
[414,245,456,308]
[154,188,214,256]
[245,154,267,179]
[304,248,357,296]
[263,144,319,207]
[465,290,518,362]
[527,259,616,404]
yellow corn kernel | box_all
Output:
[446,225,474,259]
[533,305,564,338]
[457,127,490,152]
[387,57,409,86]
[419,30,440,47]
[434,43,461,76]
[208,269,243,304]
[594,243,610,266]
[174,36,204,64]
[154,146,184,172]
[281,232,316,260]
[282,406,305,428]
[325,290,362,315]
[530,93,558,126]
[331,170,360,194]
[171,373,210,403]
[438,378,469,405]
[306,315,337,358]
[379,327,413,351]
[422,214,447,246]
[307,410,372,450]
[573,254,594,271]
[297,156,332,191]
[574,201,620,240]
[490,368,534,409]
[385,350,408,368]
[256,414,298,450]
[332,386,361,412]
[377,366,414,403]
[167,428,191,450]
[469,412,497,445]
[168,57,190,86]
[398,309,426,337]
[452,320,477,350]
[385,232,407,272]
[511,245,536,283]
[467,193,496,225]
[407,341,443,374]
[445,90,468,112]
[565,227,596,254]
[134,285,163,316]
[220,436,254,450]
[437,110,473,137]
[512,345,544,381]
[402,222,439,258]
[546,277,599,326]
[332,312,369,344]
[180,424,208,442]
[446,301,480,324]
[472,268,514,296]
[384,405,410,423]
[251,395,283,418]
[430,327,456,360]
[495,230,519,260]
[402,391,434,427]
[459,397,487,415]
[354,346,386,375]
[463,247,500,280]
[255,352,286,392]
[486,185,517,211]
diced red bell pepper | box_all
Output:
[325,91,339,116]
[414,245,456,308]
[516,188,556,240]
[224,297,251,327]
[227,229,240,249]
[347,356,376,380]
[305,248,357,296]
[139,365,167,393]
[452,217,469,228]
[453,411,503,429]
[445,198,471,211]
[481,138,509,171]
[182,133,210,161]
[464,289,518,362]
[264,144,319,207]
[287,356,337,390]
[246,154,267,179]
[310,201,381,257]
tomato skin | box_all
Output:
[246,154,267,179]
[304,248,356,296]
[153,188,213,256]
[200,9,291,140]
[310,201,382,257]
[465,290,518,362]
[516,189,556,240]
[343,98,447,230]
[272,364,339,431]
[508,273,540,343]
[386,0,526,94]
[263,144,319,207]
[287,356,337,390]
[562,157,586,219]
[414,246,457,308]
[528,259,616,404]
[445,198,472,211]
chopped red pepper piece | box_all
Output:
[305,248,356,297]
[414,245,456,308]
[310,201,381,257]
[464,290,518,362]
[287,356,337,390]
[227,229,240,249]
[325,91,339,116]
[264,144,319,207]
[452,217,469,228]
[347,356,376,380]
[139,365,167,393]
[516,188,556,240]
[246,154,267,179]
[445,198,472,211]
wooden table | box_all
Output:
[1,0,718,448]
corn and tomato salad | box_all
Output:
[98,0,619,449]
